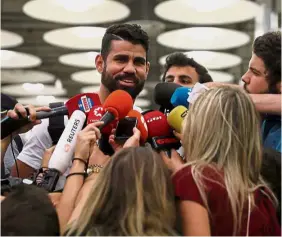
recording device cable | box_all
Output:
[10,134,20,178]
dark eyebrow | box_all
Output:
[179,75,192,80]
[113,54,129,60]
[134,57,146,64]
[250,67,262,75]
[165,75,174,79]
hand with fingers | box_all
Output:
[160,149,185,174]
[109,127,141,152]
[74,121,104,162]
[6,103,51,135]
[41,146,56,169]
[173,130,183,142]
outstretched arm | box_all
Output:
[249,94,281,115]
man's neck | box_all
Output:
[98,85,110,104]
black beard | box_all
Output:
[101,70,145,99]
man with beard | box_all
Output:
[204,31,281,152]
[242,31,281,152]
[7,24,150,184]
[96,24,149,104]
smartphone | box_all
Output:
[114,117,137,143]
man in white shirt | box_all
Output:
[7,23,151,179]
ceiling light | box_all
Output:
[1,50,42,69]
[17,96,69,106]
[157,27,250,50]
[43,27,106,50]
[22,83,45,92]
[55,0,103,12]
[59,51,98,68]
[2,84,66,96]
[80,86,101,94]
[159,51,242,70]
[1,30,24,48]
[23,0,130,24]
[155,0,259,25]
[208,71,234,83]
[1,70,56,84]
[184,0,238,12]
[71,70,101,84]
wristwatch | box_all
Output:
[87,164,103,176]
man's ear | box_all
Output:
[95,54,104,74]
[146,61,150,76]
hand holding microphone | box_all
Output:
[160,149,184,173]
[1,92,101,139]
[74,121,104,161]
[108,109,146,152]
[3,103,51,138]
[87,105,117,136]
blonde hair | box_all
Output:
[66,146,176,236]
[182,86,276,235]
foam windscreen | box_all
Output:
[154,82,182,109]
[142,110,172,138]
[167,106,188,133]
[103,90,133,119]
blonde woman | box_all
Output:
[162,86,280,236]
[65,146,176,236]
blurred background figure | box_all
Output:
[162,52,213,87]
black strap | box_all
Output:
[48,102,65,145]
[13,135,23,153]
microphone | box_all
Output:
[99,90,133,130]
[154,82,182,110]
[39,110,86,192]
[142,110,171,138]
[1,93,101,139]
[170,87,192,108]
[48,110,86,173]
[87,105,117,135]
[167,106,188,133]
[142,110,181,153]
[126,110,148,144]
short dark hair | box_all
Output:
[253,31,281,93]
[1,184,60,236]
[162,52,213,83]
[101,23,149,61]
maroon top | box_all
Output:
[172,165,281,236]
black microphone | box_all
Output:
[1,107,68,139]
[154,82,182,111]
[1,92,101,140]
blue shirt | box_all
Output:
[262,115,281,152]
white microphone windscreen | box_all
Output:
[48,110,86,173]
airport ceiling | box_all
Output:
[1,0,280,109]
